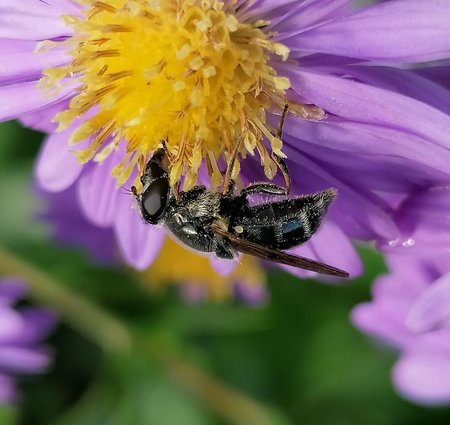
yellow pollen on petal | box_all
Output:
[140,238,265,301]
[39,0,323,188]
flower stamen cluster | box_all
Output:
[39,0,322,189]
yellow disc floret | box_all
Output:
[39,0,322,188]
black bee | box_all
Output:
[132,145,349,278]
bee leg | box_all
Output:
[223,134,244,195]
[242,182,286,196]
[271,152,291,195]
[173,180,181,202]
[272,102,291,195]
[276,102,289,140]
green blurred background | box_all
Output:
[0,121,449,425]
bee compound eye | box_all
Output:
[142,178,170,223]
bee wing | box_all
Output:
[211,224,349,278]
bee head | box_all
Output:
[135,146,171,224]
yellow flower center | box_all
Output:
[39,0,323,188]
[140,238,265,301]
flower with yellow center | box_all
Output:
[140,238,266,302]
[39,0,323,190]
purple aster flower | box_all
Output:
[0,278,56,405]
[1,0,450,277]
[352,254,450,405]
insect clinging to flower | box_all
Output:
[132,131,349,278]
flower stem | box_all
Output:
[0,246,292,425]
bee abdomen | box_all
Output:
[236,188,336,250]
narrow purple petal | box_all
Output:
[0,279,27,304]
[0,15,70,41]
[283,67,450,153]
[407,272,450,333]
[0,346,50,374]
[287,0,450,63]
[0,41,69,85]
[0,309,23,342]
[393,351,450,405]
[10,308,56,345]
[380,187,450,255]
[351,298,412,348]
[77,151,123,227]
[19,100,66,133]
[114,195,165,270]
[309,64,450,116]
[0,80,76,121]
[35,129,83,192]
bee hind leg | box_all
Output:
[242,182,287,196]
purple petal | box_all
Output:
[0,4,73,40]
[0,40,69,85]
[38,185,118,264]
[0,279,26,304]
[233,281,268,306]
[393,351,450,405]
[77,151,123,227]
[0,0,79,17]
[309,64,450,116]
[0,346,50,374]
[0,308,24,342]
[283,67,450,152]
[287,0,450,63]
[351,296,412,349]
[407,272,450,333]
[0,79,76,121]
[10,308,56,345]
[19,99,67,133]
[380,187,450,255]
[35,129,83,192]
[114,195,165,270]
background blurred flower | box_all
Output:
[1,0,450,279]
[352,255,450,405]
[0,278,56,405]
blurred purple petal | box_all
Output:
[0,279,27,305]
[407,272,450,333]
[394,351,450,406]
[233,281,268,306]
[0,346,50,374]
